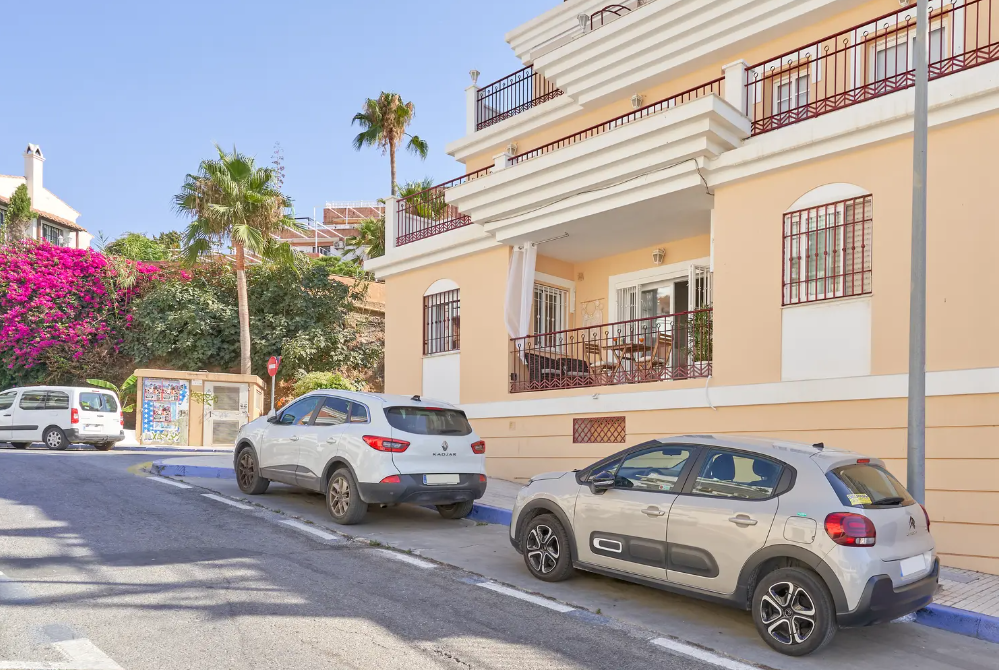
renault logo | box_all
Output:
[908,516,917,531]
[441,441,449,452]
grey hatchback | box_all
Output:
[509,435,937,656]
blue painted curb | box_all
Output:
[917,604,999,644]
[118,446,233,453]
[150,459,515,525]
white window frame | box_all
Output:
[773,73,810,115]
[608,257,710,322]
[871,24,947,82]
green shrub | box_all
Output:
[292,371,359,397]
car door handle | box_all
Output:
[728,515,758,526]
[641,506,665,517]
[289,435,300,442]
[326,436,339,444]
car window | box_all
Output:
[19,391,48,410]
[45,392,70,410]
[0,391,16,411]
[314,397,350,427]
[827,464,916,508]
[691,450,782,500]
[80,392,105,412]
[385,407,472,436]
[102,394,119,412]
[349,403,369,423]
[278,397,321,426]
[614,447,693,492]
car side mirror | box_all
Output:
[266,414,280,424]
[589,470,616,494]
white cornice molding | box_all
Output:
[365,225,501,279]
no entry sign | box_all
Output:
[267,356,281,377]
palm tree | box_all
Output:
[352,92,429,196]
[174,144,298,374]
[345,179,434,259]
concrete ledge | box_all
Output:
[466,503,513,526]
[917,604,999,644]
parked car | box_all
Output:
[0,386,125,451]
[509,435,936,656]
[232,391,488,524]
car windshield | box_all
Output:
[827,463,916,508]
[384,407,472,436]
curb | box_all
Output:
[118,446,234,453]
[917,604,999,644]
[150,459,516,524]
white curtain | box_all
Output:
[505,244,537,341]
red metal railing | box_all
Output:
[395,168,491,247]
[476,66,563,131]
[509,308,712,393]
[590,4,632,30]
[510,77,724,166]
[783,195,873,306]
[746,0,999,135]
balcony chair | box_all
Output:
[632,332,673,375]
[584,341,614,376]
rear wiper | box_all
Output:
[870,496,905,506]
[438,429,465,435]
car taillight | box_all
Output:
[471,440,486,454]
[921,504,931,531]
[363,435,410,453]
[71,408,79,424]
[825,512,876,547]
[380,475,402,484]
[478,474,487,483]
[119,413,124,427]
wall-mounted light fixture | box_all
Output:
[469,70,480,86]
[631,94,645,109]
[577,14,590,31]
[507,142,519,155]
[652,248,666,265]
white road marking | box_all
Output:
[146,476,191,489]
[201,494,252,510]
[0,638,123,670]
[280,519,340,541]
[376,549,435,569]
[476,581,575,613]
[650,638,761,670]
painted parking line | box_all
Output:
[476,581,575,613]
[146,476,192,489]
[201,494,253,510]
[280,519,340,542]
[650,638,761,670]
[376,549,436,569]
[0,638,123,670]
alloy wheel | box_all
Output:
[525,524,560,575]
[237,451,256,489]
[329,476,350,518]
[759,581,817,645]
[45,431,62,449]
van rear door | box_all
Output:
[384,406,484,477]
[78,391,121,436]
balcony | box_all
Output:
[509,308,712,393]
[476,66,563,131]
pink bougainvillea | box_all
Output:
[0,241,158,376]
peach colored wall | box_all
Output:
[712,113,999,387]
[472,393,999,575]
[466,0,903,173]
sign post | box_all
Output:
[267,356,281,413]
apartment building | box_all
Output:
[0,144,91,249]
[367,0,999,574]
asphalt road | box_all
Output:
[0,449,717,670]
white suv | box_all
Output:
[1,386,125,450]
[232,391,488,524]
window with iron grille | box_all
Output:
[573,416,626,444]
[424,289,460,355]
[783,195,873,306]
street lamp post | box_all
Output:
[907,0,929,504]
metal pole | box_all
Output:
[270,375,275,413]
[907,0,929,504]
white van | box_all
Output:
[0,386,125,451]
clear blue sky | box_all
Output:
[0,0,553,241]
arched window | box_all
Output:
[783,184,873,306]
[423,280,460,355]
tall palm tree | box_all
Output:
[352,92,429,196]
[345,179,434,259]
[174,144,298,374]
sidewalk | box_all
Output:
[147,454,999,647]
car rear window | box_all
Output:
[827,464,916,509]
[384,407,472,436]
[80,392,118,412]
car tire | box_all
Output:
[522,514,574,582]
[752,567,837,656]
[43,428,69,451]
[326,467,366,525]
[95,442,115,451]
[11,443,29,449]
[436,500,474,520]
[235,447,269,495]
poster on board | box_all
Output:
[141,379,190,446]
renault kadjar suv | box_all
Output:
[509,435,936,656]
[233,391,487,524]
